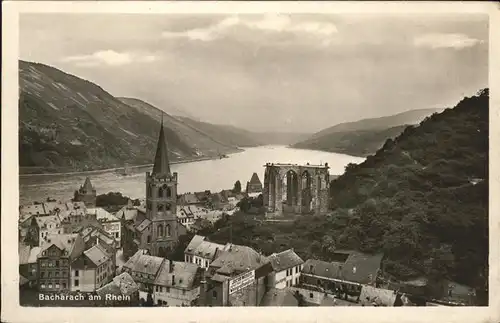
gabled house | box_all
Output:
[267,249,304,289]
[121,249,166,300]
[299,251,384,302]
[153,260,204,306]
[37,233,85,292]
[201,243,273,306]
[71,243,115,292]
[19,243,41,287]
[184,235,225,269]
[96,272,140,306]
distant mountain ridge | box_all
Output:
[18,60,259,174]
[292,108,443,156]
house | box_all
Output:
[299,251,383,302]
[19,203,46,217]
[87,207,121,247]
[77,224,118,270]
[19,243,41,287]
[177,206,196,231]
[260,287,300,306]
[37,233,85,292]
[73,177,97,208]
[96,272,140,306]
[70,243,115,292]
[184,235,225,269]
[210,192,229,210]
[201,243,273,306]
[246,172,263,194]
[35,215,63,245]
[153,260,203,306]
[190,218,213,233]
[121,249,166,301]
[267,249,304,289]
[178,193,201,206]
[194,190,212,205]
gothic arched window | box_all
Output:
[166,187,172,198]
[165,203,171,211]
[157,224,164,237]
[166,224,171,237]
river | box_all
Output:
[19,146,365,205]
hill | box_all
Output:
[193,90,489,296]
[322,89,488,288]
[292,108,443,156]
[119,97,261,149]
[18,61,250,174]
[293,125,409,157]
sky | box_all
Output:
[19,13,489,133]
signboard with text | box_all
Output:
[228,270,255,295]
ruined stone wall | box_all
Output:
[263,164,330,216]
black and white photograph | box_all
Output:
[1,1,499,322]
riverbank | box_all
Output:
[19,149,244,177]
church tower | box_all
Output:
[74,177,97,207]
[145,116,181,257]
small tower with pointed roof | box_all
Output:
[246,172,263,194]
[144,115,182,257]
[74,177,97,207]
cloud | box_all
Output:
[413,33,484,49]
[161,14,338,42]
[61,50,158,67]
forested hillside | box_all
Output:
[191,90,489,295]
[292,125,409,157]
[292,108,442,156]
[324,89,488,287]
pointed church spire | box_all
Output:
[82,177,94,191]
[152,114,171,176]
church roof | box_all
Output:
[82,177,94,191]
[152,117,171,176]
[249,172,262,185]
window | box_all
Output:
[166,224,171,237]
[75,270,79,277]
[56,284,60,288]
[157,224,164,237]
[48,283,53,288]
[41,272,45,278]
[309,293,313,298]
[212,291,217,298]
[147,236,151,243]
[74,280,79,287]
[115,232,119,238]
[62,282,67,289]
[56,260,59,267]
[156,286,160,292]
[41,284,46,289]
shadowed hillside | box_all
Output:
[18,61,255,174]
[292,108,443,156]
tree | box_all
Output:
[232,180,242,193]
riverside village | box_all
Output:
[18,119,480,308]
